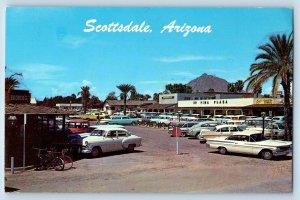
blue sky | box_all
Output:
[6,7,293,100]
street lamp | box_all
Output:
[261,112,266,136]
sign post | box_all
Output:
[176,127,179,155]
[23,113,27,170]
[172,127,181,155]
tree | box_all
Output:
[117,84,136,115]
[165,83,192,93]
[234,80,244,92]
[153,93,161,102]
[227,83,235,92]
[89,95,102,108]
[5,72,23,91]
[106,91,118,100]
[245,33,293,141]
[78,86,91,113]
[208,88,215,92]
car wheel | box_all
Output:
[181,132,186,137]
[219,147,227,155]
[131,122,136,126]
[128,144,135,153]
[91,147,102,158]
[196,133,201,139]
[261,150,273,160]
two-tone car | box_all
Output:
[82,127,142,157]
[106,116,139,125]
[206,132,292,160]
[186,121,221,139]
[198,124,245,143]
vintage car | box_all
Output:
[106,116,139,125]
[198,124,246,143]
[187,121,221,138]
[82,127,142,157]
[66,119,90,134]
[206,132,292,160]
[168,122,199,136]
[81,111,108,120]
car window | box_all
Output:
[230,127,238,132]
[250,134,267,142]
[107,131,117,137]
[226,135,240,140]
[90,129,105,136]
[117,131,127,137]
[220,127,230,132]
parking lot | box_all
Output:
[5,125,292,193]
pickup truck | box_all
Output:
[82,127,142,157]
[107,116,139,125]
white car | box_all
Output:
[82,127,142,157]
[199,124,245,143]
[206,132,292,160]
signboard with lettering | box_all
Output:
[255,98,275,105]
[7,90,31,104]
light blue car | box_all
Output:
[107,116,139,125]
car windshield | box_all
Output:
[90,129,105,136]
[250,134,268,142]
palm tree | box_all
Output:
[235,80,244,92]
[5,72,23,91]
[78,86,91,113]
[245,33,293,141]
[117,84,135,115]
[227,83,235,92]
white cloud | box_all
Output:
[139,80,186,85]
[82,80,92,86]
[173,71,197,78]
[154,55,227,63]
[16,63,66,81]
[61,36,87,48]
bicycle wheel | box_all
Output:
[52,157,65,171]
[62,155,73,170]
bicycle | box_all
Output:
[33,148,65,171]
[59,149,73,170]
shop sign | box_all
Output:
[255,98,275,105]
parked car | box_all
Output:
[66,119,90,134]
[272,116,285,124]
[82,111,108,120]
[82,127,142,157]
[225,120,247,130]
[198,124,244,143]
[186,121,221,139]
[168,122,199,136]
[206,132,292,160]
[106,116,139,125]
[250,123,285,139]
[88,124,125,132]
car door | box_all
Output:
[115,130,128,150]
[103,130,118,152]
[229,135,252,154]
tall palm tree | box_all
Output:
[245,33,293,141]
[78,86,91,113]
[117,84,135,115]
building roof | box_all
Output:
[5,104,76,115]
[140,103,177,110]
[104,100,156,106]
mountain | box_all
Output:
[187,73,229,92]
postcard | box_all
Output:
[4,7,293,193]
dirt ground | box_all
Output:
[4,125,292,193]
